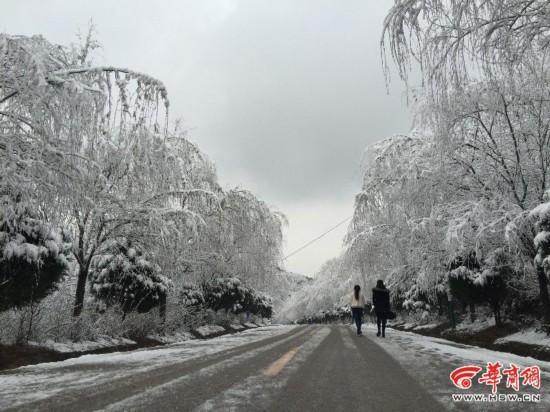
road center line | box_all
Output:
[264,346,300,377]
[263,326,319,377]
[195,326,331,412]
[101,326,313,411]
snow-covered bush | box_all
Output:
[180,284,205,307]
[448,252,484,321]
[0,196,71,312]
[478,249,513,326]
[296,306,351,324]
[530,190,550,326]
[244,291,273,319]
[202,277,273,319]
[90,240,170,318]
[531,196,550,278]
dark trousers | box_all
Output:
[351,308,363,334]
[376,312,387,333]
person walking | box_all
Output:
[350,285,366,336]
[372,279,391,337]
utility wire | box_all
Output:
[281,215,352,261]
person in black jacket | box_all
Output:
[372,279,390,337]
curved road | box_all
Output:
[0,325,548,411]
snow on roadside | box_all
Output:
[398,317,550,352]
[411,323,441,331]
[28,336,136,353]
[364,323,550,411]
[454,317,495,333]
[228,324,245,331]
[0,325,297,410]
[495,329,550,348]
[397,322,421,330]
[147,332,196,344]
[194,325,226,337]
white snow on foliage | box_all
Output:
[530,202,550,222]
[0,206,71,267]
[534,231,550,250]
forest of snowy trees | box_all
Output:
[0,32,295,344]
[3,0,550,346]
[281,0,550,332]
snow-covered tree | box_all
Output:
[530,191,550,325]
[202,277,245,314]
[339,123,545,326]
[242,290,273,319]
[372,0,550,327]
[1,33,221,316]
[277,258,353,323]
[90,239,169,319]
[202,189,285,286]
[478,248,514,326]
[1,30,288,339]
[0,32,168,194]
[382,0,550,91]
[179,283,205,307]
[0,194,71,311]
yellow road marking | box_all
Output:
[264,346,300,377]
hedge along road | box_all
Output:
[0,324,548,411]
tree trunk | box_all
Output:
[159,293,167,331]
[73,266,88,317]
[492,299,502,327]
[494,309,502,327]
[537,267,550,326]
[469,303,476,322]
[438,295,445,317]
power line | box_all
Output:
[281,215,352,261]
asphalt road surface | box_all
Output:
[1,324,548,411]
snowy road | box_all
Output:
[0,324,549,411]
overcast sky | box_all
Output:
[2,0,412,277]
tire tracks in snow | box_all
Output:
[2,326,310,412]
[98,325,320,411]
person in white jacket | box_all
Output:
[349,285,366,335]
